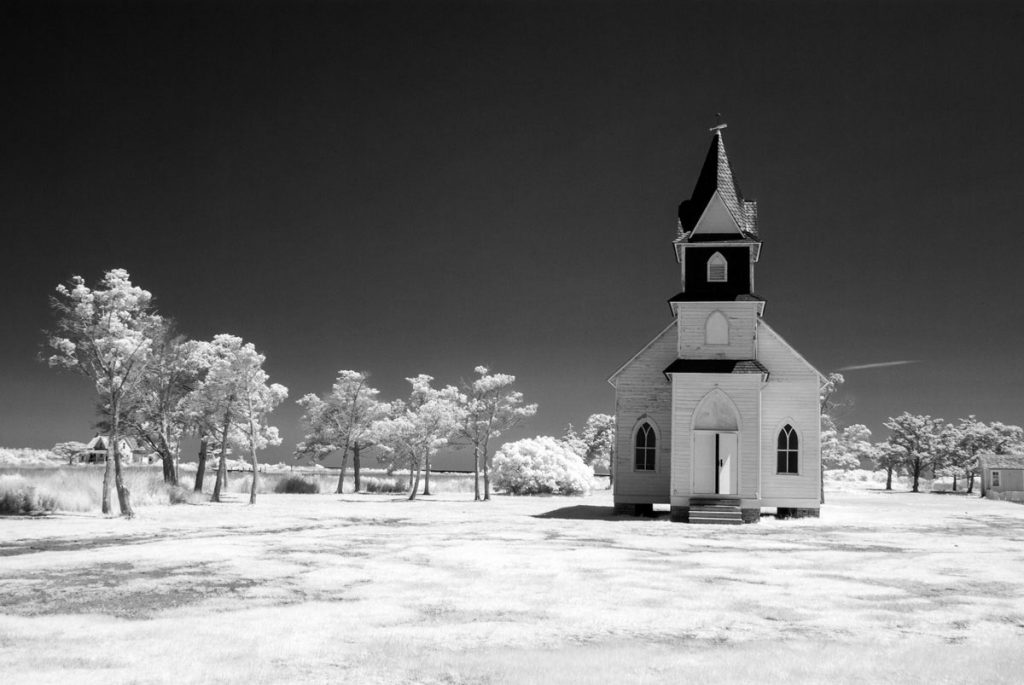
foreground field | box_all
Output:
[1,488,1023,684]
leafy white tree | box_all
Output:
[872,440,905,490]
[296,370,387,494]
[52,440,89,464]
[120,323,210,485]
[884,412,944,492]
[186,335,287,504]
[372,375,464,501]
[561,413,615,488]
[47,268,161,517]
[818,372,845,503]
[455,366,538,501]
[822,421,873,471]
[492,436,594,495]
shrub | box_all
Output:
[0,475,63,514]
[274,475,320,494]
[492,436,594,496]
[363,476,408,494]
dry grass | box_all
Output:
[1,487,1023,683]
[0,467,204,514]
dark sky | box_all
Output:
[3,0,1024,465]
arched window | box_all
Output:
[777,424,799,474]
[635,422,656,471]
[707,252,727,282]
[705,310,729,345]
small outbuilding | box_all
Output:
[978,453,1024,503]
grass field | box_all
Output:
[1,484,1023,684]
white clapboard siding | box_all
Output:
[612,322,676,503]
[676,302,760,359]
[756,319,822,504]
[670,374,761,504]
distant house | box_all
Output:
[978,454,1024,503]
[78,435,149,464]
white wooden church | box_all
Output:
[609,127,824,524]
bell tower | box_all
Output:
[672,125,762,302]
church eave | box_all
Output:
[662,358,770,382]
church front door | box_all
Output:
[694,430,737,495]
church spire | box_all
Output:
[677,126,758,238]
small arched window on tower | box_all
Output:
[705,311,729,345]
[634,422,656,471]
[707,252,728,282]
[777,424,799,474]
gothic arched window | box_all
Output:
[707,252,728,282]
[777,424,799,474]
[634,422,656,471]
[705,311,729,345]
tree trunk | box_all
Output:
[473,445,481,501]
[160,425,177,485]
[409,460,421,501]
[423,450,432,496]
[195,437,209,492]
[483,454,491,501]
[111,410,134,518]
[968,470,975,494]
[608,445,615,490]
[101,449,114,514]
[911,458,921,493]
[248,436,258,505]
[353,442,362,493]
[335,449,349,495]
[885,466,893,490]
[212,411,230,503]
[953,474,958,491]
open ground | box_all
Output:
[2,484,1024,684]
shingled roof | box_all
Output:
[663,359,769,376]
[668,292,765,303]
[677,130,759,239]
[978,453,1024,469]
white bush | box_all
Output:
[492,436,594,496]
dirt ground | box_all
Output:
[2,486,1023,684]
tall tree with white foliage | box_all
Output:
[455,366,537,501]
[186,335,287,504]
[884,412,944,493]
[822,422,873,471]
[872,440,905,490]
[47,268,161,517]
[818,372,845,504]
[118,322,211,485]
[296,370,387,494]
[562,414,615,489]
[372,375,464,500]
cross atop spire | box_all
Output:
[709,113,727,135]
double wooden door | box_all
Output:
[694,430,737,495]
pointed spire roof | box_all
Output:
[677,128,759,239]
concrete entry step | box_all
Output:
[689,515,743,525]
[689,496,743,524]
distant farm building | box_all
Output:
[77,435,151,464]
[978,454,1024,504]
[609,127,824,524]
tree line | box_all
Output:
[821,374,1024,496]
[49,269,615,516]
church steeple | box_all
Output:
[672,127,762,302]
[677,126,759,240]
